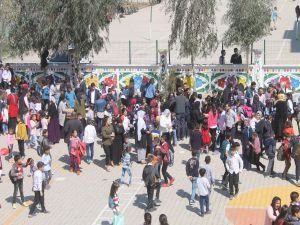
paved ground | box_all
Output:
[6,0,300,65]
[0,121,299,225]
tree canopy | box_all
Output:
[223,0,272,52]
[166,0,218,65]
[5,0,122,65]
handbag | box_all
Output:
[112,214,124,225]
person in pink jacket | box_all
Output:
[207,105,218,152]
[264,196,281,225]
[249,132,265,172]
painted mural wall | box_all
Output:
[10,64,300,93]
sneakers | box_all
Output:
[154,199,162,204]
[22,202,29,207]
[70,167,74,173]
[162,183,170,187]
[296,181,300,187]
[76,171,80,175]
[229,195,234,200]
[12,203,17,209]
[189,200,196,205]
[169,178,175,185]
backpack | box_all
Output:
[9,169,16,184]
[277,145,285,161]
[108,196,115,209]
[142,165,154,186]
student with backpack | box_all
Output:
[186,151,199,205]
[142,154,156,212]
[190,123,203,161]
[197,168,211,217]
[220,133,231,189]
[160,135,175,187]
[10,154,29,209]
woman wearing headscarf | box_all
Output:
[273,93,288,140]
[159,109,174,152]
[111,117,125,165]
[48,96,60,144]
[136,110,148,163]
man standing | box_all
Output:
[230,48,242,64]
[175,88,188,140]
[219,50,226,65]
[28,162,49,217]
[225,104,238,139]
[87,83,100,106]
[245,82,257,104]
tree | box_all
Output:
[6,0,122,69]
[166,0,218,69]
[0,0,14,59]
[223,0,272,66]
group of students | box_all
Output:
[265,192,300,225]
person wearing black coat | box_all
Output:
[111,118,125,165]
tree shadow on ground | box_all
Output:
[133,193,148,210]
[93,158,107,171]
[179,143,190,150]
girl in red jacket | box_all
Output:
[201,120,211,154]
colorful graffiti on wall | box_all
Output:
[10,64,300,93]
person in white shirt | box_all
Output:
[28,161,48,217]
[225,142,243,200]
[41,146,52,187]
[84,119,97,164]
[197,168,211,217]
[2,64,11,89]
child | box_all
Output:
[7,128,15,160]
[25,158,37,177]
[38,129,50,157]
[283,121,295,137]
[160,135,175,187]
[197,168,211,217]
[249,132,265,172]
[108,181,121,215]
[190,123,203,161]
[86,104,95,121]
[42,146,52,187]
[11,155,29,209]
[282,132,292,180]
[2,104,8,135]
[201,120,211,154]
[29,114,39,151]
[84,119,97,164]
[40,112,49,131]
[16,116,28,158]
[120,142,132,186]
[69,129,85,175]
[225,142,243,200]
[203,156,215,186]
[220,133,232,189]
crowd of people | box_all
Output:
[1,60,300,223]
[266,192,300,225]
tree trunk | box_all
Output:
[191,53,196,91]
[245,45,250,85]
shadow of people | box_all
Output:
[179,143,190,150]
[176,189,190,201]
[133,193,148,210]
[181,160,187,165]
[93,158,107,171]
[101,221,111,225]
[58,154,70,165]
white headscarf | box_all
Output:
[137,110,146,141]
[160,109,172,133]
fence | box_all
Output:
[94,39,300,65]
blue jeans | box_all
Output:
[190,177,198,201]
[172,129,177,145]
[121,167,132,185]
[97,117,102,134]
[176,114,186,140]
[86,143,94,161]
[2,123,8,134]
[199,195,210,214]
[30,134,38,150]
